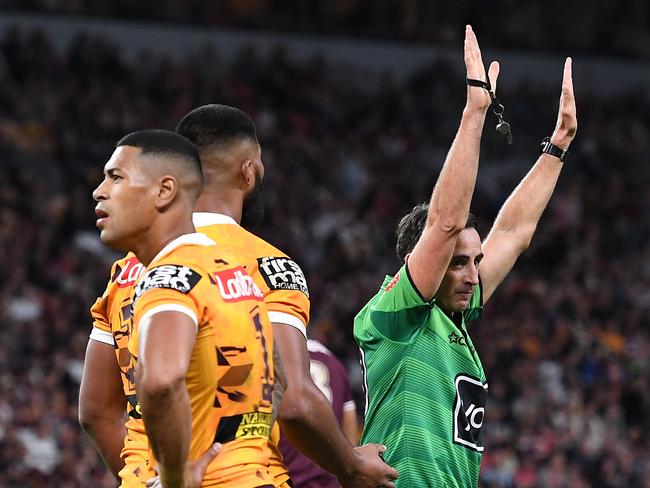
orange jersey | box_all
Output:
[132,232,275,486]
[192,213,310,336]
[89,213,311,486]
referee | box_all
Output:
[354,26,577,487]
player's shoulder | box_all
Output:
[195,214,290,259]
[231,225,290,260]
[134,234,217,298]
[308,340,348,376]
[307,339,333,356]
[108,252,142,284]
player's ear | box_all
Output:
[404,252,411,265]
[154,175,178,210]
[241,159,255,191]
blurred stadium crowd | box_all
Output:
[0,23,649,487]
[3,0,650,59]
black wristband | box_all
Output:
[539,136,567,161]
[466,76,513,145]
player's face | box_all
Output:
[435,227,483,313]
[241,144,266,230]
[92,146,157,251]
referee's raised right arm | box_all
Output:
[406,25,498,301]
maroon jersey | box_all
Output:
[279,340,357,487]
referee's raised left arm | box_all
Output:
[480,57,577,304]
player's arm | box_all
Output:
[270,341,287,427]
[407,25,498,300]
[79,337,127,480]
[341,408,361,446]
[275,324,398,488]
[136,309,196,488]
[480,58,577,304]
[79,288,127,481]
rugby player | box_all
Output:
[90,129,278,487]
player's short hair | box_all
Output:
[175,104,259,150]
[117,129,200,167]
[116,129,203,197]
[395,204,476,261]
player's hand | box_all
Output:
[145,443,221,488]
[550,57,577,150]
[464,25,499,113]
[339,443,399,488]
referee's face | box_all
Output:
[436,228,483,313]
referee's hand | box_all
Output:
[464,25,499,113]
[550,57,577,151]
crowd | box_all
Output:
[3,0,650,60]
[0,24,648,487]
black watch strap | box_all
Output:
[539,136,567,161]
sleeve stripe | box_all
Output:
[268,311,307,338]
[89,328,115,346]
[343,400,357,412]
[139,304,198,333]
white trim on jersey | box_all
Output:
[139,304,199,333]
[192,212,238,227]
[343,400,357,412]
[89,328,114,346]
[269,311,307,338]
[359,347,369,417]
[149,233,216,265]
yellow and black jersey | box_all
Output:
[130,232,276,487]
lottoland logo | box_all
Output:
[115,257,144,288]
[258,256,309,297]
[214,267,264,302]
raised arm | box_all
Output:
[480,58,577,303]
[408,25,498,300]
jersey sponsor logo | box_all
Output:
[448,331,466,346]
[134,265,201,298]
[385,273,400,292]
[214,266,264,302]
[115,257,145,288]
[453,374,488,452]
[257,256,309,297]
[235,411,272,439]
[448,330,476,356]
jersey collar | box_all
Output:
[192,212,238,227]
[150,232,216,265]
